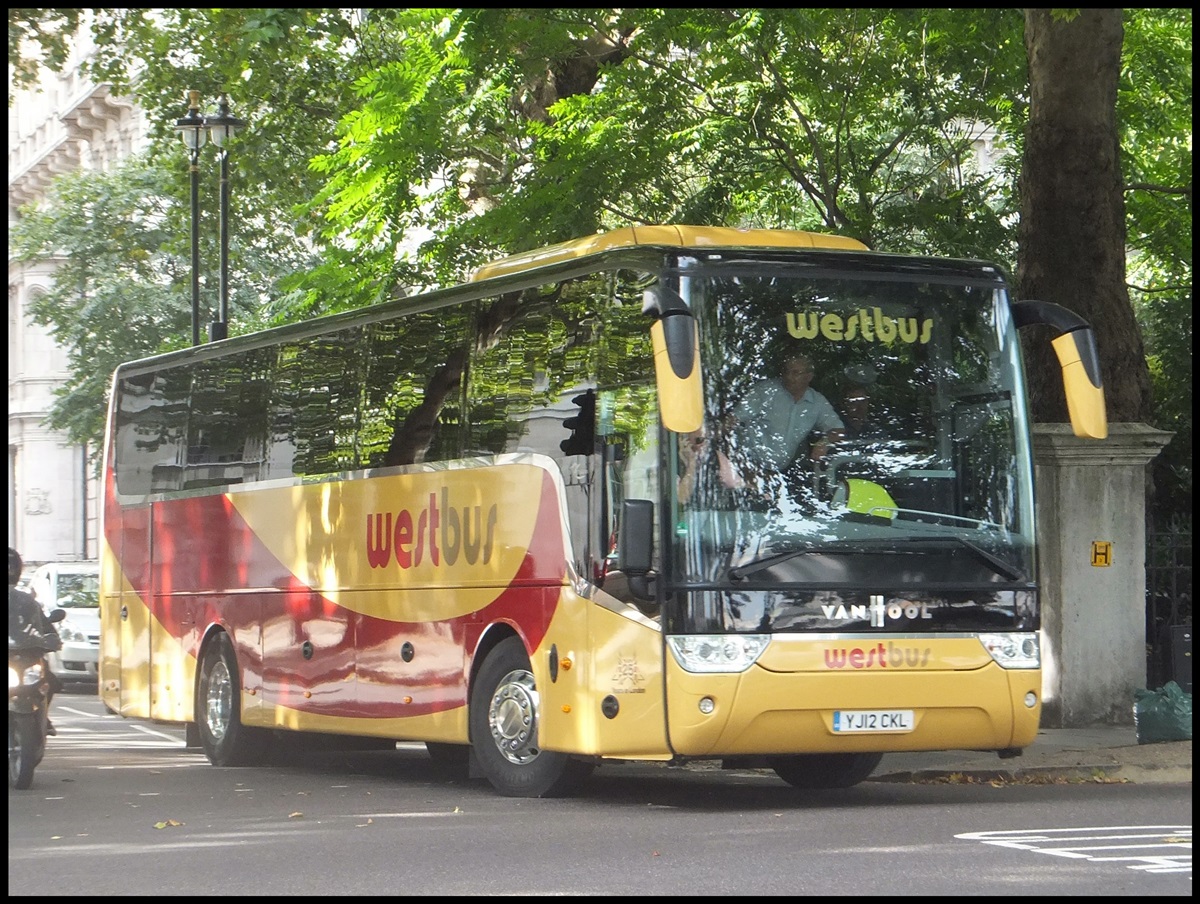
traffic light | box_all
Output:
[560,389,597,456]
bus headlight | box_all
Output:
[979,632,1040,669]
[667,635,770,673]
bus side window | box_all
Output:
[467,280,603,575]
[601,408,661,616]
[272,327,365,478]
[113,370,188,496]
[597,271,661,611]
[359,310,469,468]
[183,349,273,490]
[462,291,536,456]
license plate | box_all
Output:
[832,709,914,732]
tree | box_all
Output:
[10,9,1191,518]
[8,9,83,90]
[1118,8,1193,519]
[1017,8,1153,425]
[12,162,188,446]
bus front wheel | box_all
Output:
[196,632,265,767]
[469,636,593,798]
[769,752,883,789]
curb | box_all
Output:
[869,765,1192,785]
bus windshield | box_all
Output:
[668,257,1036,634]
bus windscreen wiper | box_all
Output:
[727,536,1025,583]
[895,536,1026,582]
[727,541,868,581]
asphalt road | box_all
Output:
[8,686,1192,896]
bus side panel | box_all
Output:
[100,475,154,720]
[147,585,202,725]
[222,460,564,739]
[150,495,265,726]
[99,533,153,718]
[665,638,1038,756]
[534,589,669,759]
[354,589,470,728]
[103,458,573,741]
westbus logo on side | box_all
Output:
[366,488,498,569]
[824,643,932,669]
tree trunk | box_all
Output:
[1017,8,1152,424]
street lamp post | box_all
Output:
[173,90,207,347]
[204,94,245,342]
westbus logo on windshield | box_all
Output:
[366,488,498,569]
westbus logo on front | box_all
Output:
[824,642,931,669]
[366,488,498,568]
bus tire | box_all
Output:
[196,632,265,767]
[469,636,593,798]
[769,752,883,789]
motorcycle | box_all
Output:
[8,608,65,790]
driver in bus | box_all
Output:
[732,353,844,501]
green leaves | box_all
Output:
[12,8,1190,509]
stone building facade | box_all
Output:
[8,36,146,568]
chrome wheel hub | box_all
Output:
[204,658,233,741]
[488,668,540,765]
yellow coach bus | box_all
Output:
[98,225,1106,797]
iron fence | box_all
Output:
[1145,514,1192,692]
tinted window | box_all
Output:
[360,309,471,467]
[272,328,364,477]
[114,369,189,496]
[184,348,274,489]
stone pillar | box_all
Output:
[1033,423,1172,727]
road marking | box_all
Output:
[131,723,187,742]
[957,825,1192,875]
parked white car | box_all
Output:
[28,561,100,683]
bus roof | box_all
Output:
[470,225,869,283]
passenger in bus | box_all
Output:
[838,363,880,443]
[677,426,743,501]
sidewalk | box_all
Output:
[868,725,1192,784]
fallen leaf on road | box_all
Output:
[153,819,183,829]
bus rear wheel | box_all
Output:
[469,636,593,798]
[769,752,883,789]
[196,632,265,767]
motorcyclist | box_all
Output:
[8,546,62,735]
